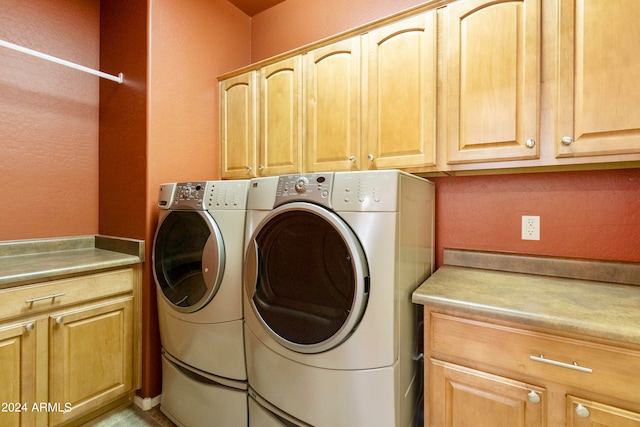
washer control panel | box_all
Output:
[274,173,333,207]
[158,181,249,210]
[170,182,207,209]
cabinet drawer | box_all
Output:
[430,313,640,403]
[0,269,134,320]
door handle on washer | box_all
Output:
[244,239,259,298]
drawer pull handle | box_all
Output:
[55,316,64,324]
[527,391,540,404]
[529,354,592,373]
[25,293,65,304]
[575,403,590,418]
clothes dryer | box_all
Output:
[153,180,249,427]
[243,170,434,427]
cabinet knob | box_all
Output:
[561,136,573,146]
[525,139,536,148]
[25,322,35,331]
[246,166,252,171]
[367,154,374,161]
[575,404,590,418]
[527,391,540,404]
[349,156,356,163]
[258,164,264,171]
[55,316,64,324]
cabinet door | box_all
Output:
[305,37,361,172]
[366,11,437,169]
[556,0,640,158]
[445,0,540,164]
[430,359,545,427]
[0,321,37,427]
[220,71,257,179]
[568,396,640,427]
[49,298,133,425]
[259,56,302,176]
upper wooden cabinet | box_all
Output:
[556,0,640,158]
[219,0,640,177]
[259,56,303,176]
[220,72,256,179]
[444,0,541,164]
[304,38,362,172]
[366,11,438,170]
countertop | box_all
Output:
[412,249,640,347]
[0,235,145,289]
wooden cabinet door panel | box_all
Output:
[557,0,640,158]
[445,0,540,164]
[0,321,37,427]
[367,11,437,169]
[220,72,256,179]
[305,38,361,172]
[430,359,545,427]
[259,57,302,176]
[568,396,640,427]
[49,297,133,425]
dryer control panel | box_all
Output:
[274,173,334,208]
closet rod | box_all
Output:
[0,39,123,84]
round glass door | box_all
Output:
[245,202,369,353]
[153,210,225,313]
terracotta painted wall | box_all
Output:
[251,0,429,61]
[430,169,640,267]
[0,0,100,240]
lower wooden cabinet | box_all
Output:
[49,297,134,426]
[0,320,38,427]
[567,396,640,427]
[424,311,640,426]
[0,268,139,427]
[430,360,545,426]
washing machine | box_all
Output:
[153,180,250,427]
[243,170,434,427]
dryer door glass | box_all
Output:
[246,203,369,353]
[154,210,225,313]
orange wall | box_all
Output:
[430,169,640,266]
[0,0,100,240]
[251,0,429,61]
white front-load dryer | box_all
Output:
[243,170,435,427]
[153,180,250,427]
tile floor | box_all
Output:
[82,405,176,427]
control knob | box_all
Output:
[294,177,309,193]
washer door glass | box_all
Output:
[153,210,225,313]
[245,202,369,353]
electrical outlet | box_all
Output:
[522,215,540,241]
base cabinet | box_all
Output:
[567,397,640,427]
[430,360,545,426]
[424,311,640,426]
[0,321,38,427]
[0,268,139,427]
[49,297,134,426]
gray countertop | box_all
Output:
[412,250,640,347]
[0,235,144,288]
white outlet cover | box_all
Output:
[522,215,540,241]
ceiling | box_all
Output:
[227,0,286,16]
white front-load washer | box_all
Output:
[153,180,250,427]
[243,170,435,427]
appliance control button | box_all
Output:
[294,177,309,193]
